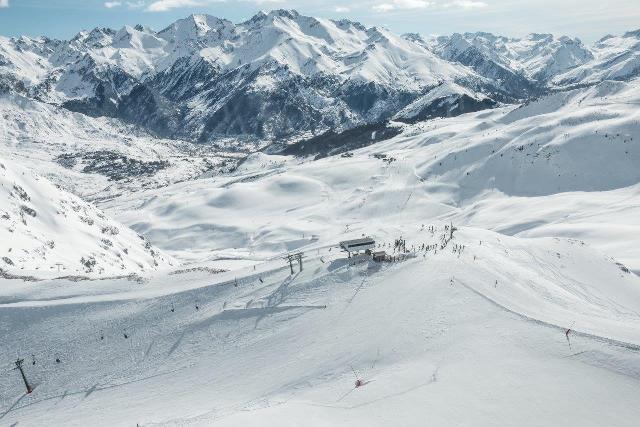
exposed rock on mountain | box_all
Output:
[0,11,638,150]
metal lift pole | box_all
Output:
[283,254,294,275]
[15,358,33,394]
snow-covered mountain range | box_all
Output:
[1,9,638,147]
[425,29,640,89]
[423,32,594,84]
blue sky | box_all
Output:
[0,0,639,42]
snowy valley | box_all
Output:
[1,9,640,427]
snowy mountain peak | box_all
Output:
[463,31,507,43]
[526,32,554,42]
[158,14,234,43]
[331,18,368,33]
[552,29,640,87]
[444,33,473,53]
[623,28,640,38]
[241,9,302,28]
[401,32,425,44]
[428,30,594,82]
[112,25,164,50]
[188,13,230,33]
[71,27,116,48]
[265,9,302,20]
[267,8,301,20]
[1,11,639,145]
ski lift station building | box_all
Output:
[339,237,375,256]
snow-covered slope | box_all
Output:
[1,81,639,426]
[0,160,174,277]
[1,221,639,426]
[397,79,640,270]
[97,79,640,275]
[414,80,640,197]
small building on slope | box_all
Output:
[339,237,375,257]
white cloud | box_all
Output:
[104,1,122,8]
[373,0,432,12]
[146,0,204,12]
[334,6,351,13]
[127,1,147,8]
[446,0,488,9]
[0,0,9,8]
[373,4,394,12]
[145,0,295,12]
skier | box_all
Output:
[565,322,575,349]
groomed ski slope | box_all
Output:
[1,224,640,426]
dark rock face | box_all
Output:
[99,62,415,145]
[197,70,342,142]
[452,47,540,98]
[396,94,497,124]
[62,82,119,118]
[55,63,499,149]
[279,122,403,159]
[116,84,179,139]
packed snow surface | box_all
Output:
[1,225,640,426]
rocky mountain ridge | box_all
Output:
[0,10,638,149]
